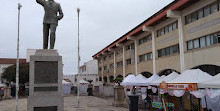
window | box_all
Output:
[162,49,166,56]
[116,48,123,55]
[204,6,211,17]
[198,9,204,19]
[173,22,177,30]
[109,64,114,69]
[194,39,199,49]
[185,2,219,24]
[206,35,211,46]
[104,66,107,70]
[165,47,170,55]
[157,21,178,37]
[126,43,134,50]
[126,59,131,65]
[191,11,197,22]
[173,45,179,54]
[117,61,123,68]
[157,45,179,57]
[139,53,152,62]
[139,35,152,45]
[200,37,206,48]
[170,46,174,54]
[187,41,193,50]
[168,24,173,32]
[109,53,113,58]
[99,67,102,71]
[211,3,217,14]
[185,15,191,24]
[103,56,107,60]
[165,26,169,34]
[213,34,218,44]
[187,32,220,50]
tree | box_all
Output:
[1,64,29,84]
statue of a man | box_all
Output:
[36,0,64,49]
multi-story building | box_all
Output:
[93,0,220,84]
[0,58,27,83]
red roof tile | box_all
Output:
[0,58,27,64]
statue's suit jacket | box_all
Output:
[36,0,63,26]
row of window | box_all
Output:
[126,43,135,50]
[116,48,123,55]
[187,32,220,50]
[117,61,123,68]
[139,34,152,45]
[158,44,179,57]
[126,59,132,65]
[185,1,220,24]
[157,21,178,37]
[139,52,153,62]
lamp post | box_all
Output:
[77,7,80,108]
[16,3,22,111]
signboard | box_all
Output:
[160,81,197,90]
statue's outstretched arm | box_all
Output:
[36,0,45,6]
[58,4,64,20]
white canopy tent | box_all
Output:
[198,73,220,88]
[79,79,89,85]
[151,72,179,86]
[145,73,160,86]
[167,69,213,84]
[62,80,71,95]
[164,69,213,97]
[134,74,148,86]
[121,74,139,86]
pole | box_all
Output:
[77,7,80,108]
[16,3,22,111]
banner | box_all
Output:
[160,81,197,90]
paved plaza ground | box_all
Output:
[0,95,145,111]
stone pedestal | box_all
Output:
[112,86,126,107]
[3,87,12,99]
[27,50,63,111]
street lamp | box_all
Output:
[77,7,80,108]
[16,3,22,111]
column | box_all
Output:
[102,59,104,82]
[122,46,126,78]
[178,17,185,73]
[114,51,116,78]
[152,31,156,74]
[167,10,185,73]
[134,39,138,75]
[142,26,156,74]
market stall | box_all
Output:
[62,80,71,95]
[160,69,213,111]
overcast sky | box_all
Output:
[0,0,174,75]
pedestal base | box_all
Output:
[3,87,12,99]
[27,49,63,111]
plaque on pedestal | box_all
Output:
[27,50,63,111]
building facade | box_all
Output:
[93,0,220,83]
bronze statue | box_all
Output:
[36,0,64,49]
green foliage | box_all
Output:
[114,77,123,86]
[1,64,29,83]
